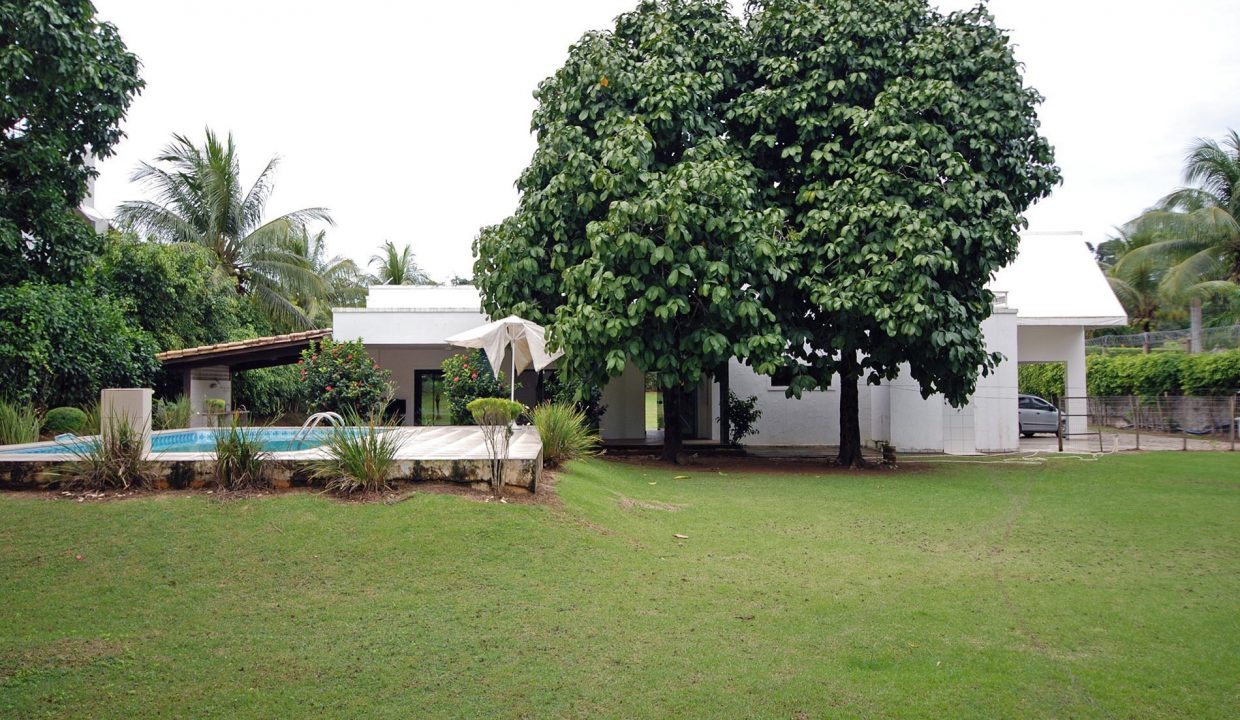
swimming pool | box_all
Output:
[0,427,339,456]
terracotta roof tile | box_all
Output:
[156,328,332,363]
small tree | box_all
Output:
[299,339,393,416]
[442,350,506,424]
[467,397,524,496]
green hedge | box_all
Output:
[1021,351,1240,397]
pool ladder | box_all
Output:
[294,411,345,442]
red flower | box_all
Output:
[471,372,477,380]
[325,385,333,391]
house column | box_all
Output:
[1064,328,1088,436]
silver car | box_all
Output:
[1019,394,1065,437]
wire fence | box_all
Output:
[1086,324,1240,351]
[1054,395,1239,451]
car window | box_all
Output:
[1019,397,1036,409]
[1038,400,1057,412]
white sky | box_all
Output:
[91,0,1240,282]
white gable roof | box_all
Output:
[988,232,1127,327]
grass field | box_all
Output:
[2,454,1238,718]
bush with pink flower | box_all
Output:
[298,339,394,417]
[441,350,506,424]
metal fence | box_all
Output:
[1060,395,1239,451]
[1086,324,1240,352]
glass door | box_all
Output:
[414,370,450,425]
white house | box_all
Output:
[331,232,1126,453]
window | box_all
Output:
[1019,397,1036,409]
[771,365,795,388]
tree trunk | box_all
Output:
[662,386,683,463]
[1189,298,1203,353]
[836,354,864,468]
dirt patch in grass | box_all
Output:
[603,452,933,477]
[0,637,124,679]
[616,494,686,512]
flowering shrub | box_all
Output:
[442,350,506,424]
[298,339,394,416]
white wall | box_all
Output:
[600,362,646,441]
[729,359,841,446]
[887,368,945,453]
[974,309,1020,452]
[1017,325,1087,435]
[334,308,487,346]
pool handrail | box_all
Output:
[294,411,345,442]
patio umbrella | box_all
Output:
[444,315,563,401]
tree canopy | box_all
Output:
[0,0,143,284]
[474,0,788,459]
[476,0,1058,464]
[735,0,1060,464]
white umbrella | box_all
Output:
[444,315,564,401]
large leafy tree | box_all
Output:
[1120,130,1240,351]
[474,0,787,460]
[734,0,1059,465]
[368,240,431,285]
[0,0,143,284]
[115,129,333,330]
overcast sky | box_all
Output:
[90,0,1240,282]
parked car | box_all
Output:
[1019,394,1065,437]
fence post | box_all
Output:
[1057,405,1063,453]
[1131,396,1140,451]
[1231,393,1236,452]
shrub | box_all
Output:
[443,350,506,424]
[1181,351,1240,395]
[541,370,607,430]
[312,418,404,494]
[214,423,269,490]
[0,398,41,445]
[81,402,100,435]
[722,391,761,446]
[1018,363,1065,400]
[529,402,599,467]
[299,339,394,416]
[467,397,524,495]
[0,282,159,407]
[233,365,302,420]
[64,416,150,490]
[43,406,88,435]
[153,396,191,430]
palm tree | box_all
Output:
[280,228,367,326]
[115,129,333,330]
[1119,130,1240,351]
[1097,225,1165,351]
[368,240,431,285]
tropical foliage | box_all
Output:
[369,240,431,285]
[1113,130,1240,345]
[0,283,159,407]
[298,339,393,416]
[467,397,524,495]
[213,423,269,490]
[442,351,507,424]
[312,419,404,495]
[0,398,41,445]
[64,415,150,491]
[529,402,599,467]
[115,129,335,330]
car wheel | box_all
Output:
[1020,427,1034,438]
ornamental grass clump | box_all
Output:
[529,402,598,467]
[0,398,41,445]
[65,415,150,491]
[214,422,269,490]
[312,417,404,495]
[467,397,524,496]
[153,396,192,430]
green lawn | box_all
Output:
[2,455,1238,718]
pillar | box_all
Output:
[100,388,153,457]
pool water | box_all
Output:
[0,427,339,456]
